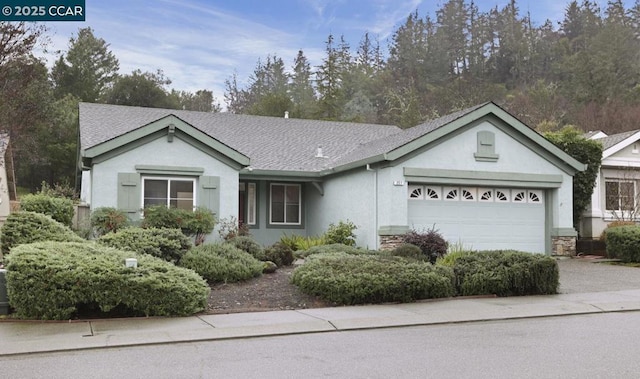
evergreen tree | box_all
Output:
[51,27,119,102]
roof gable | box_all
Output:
[331,102,586,175]
[82,113,250,167]
[595,129,640,158]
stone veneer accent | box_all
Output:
[552,236,576,256]
[379,235,405,251]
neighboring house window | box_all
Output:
[606,180,635,211]
[270,183,301,225]
[142,177,195,210]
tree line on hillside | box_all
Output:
[0,0,638,192]
[229,0,640,133]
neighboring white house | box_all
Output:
[78,102,585,255]
[581,129,640,239]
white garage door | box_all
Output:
[407,185,546,253]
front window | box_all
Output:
[605,180,635,211]
[270,183,300,225]
[143,177,195,210]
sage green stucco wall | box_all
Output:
[305,169,378,248]
[89,135,239,241]
[385,120,575,232]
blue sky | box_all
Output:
[39,0,630,105]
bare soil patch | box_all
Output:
[205,265,332,314]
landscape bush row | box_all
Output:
[290,248,559,305]
[6,242,210,320]
[605,224,640,263]
[0,197,561,319]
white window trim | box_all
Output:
[425,186,441,200]
[478,188,493,202]
[443,187,459,201]
[528,190,543,204]
[461,187,476,202]
[408,185,424,200]
[269,183,302,225]
[247,182,257,225]
[141,176,197,210]
[495,189,510,202]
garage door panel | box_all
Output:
[408,186,545,253]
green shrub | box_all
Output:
[436,250,474,267]
[279,233,326,251]
[452,250,559,296]
[20,193,75,227]
[402,227,448,263]
[98,227,192,263]
[142,206,215,245]
[605,225,640,262]
[0,211,85,255]
[600,221,637,243]
[263,242,295,267]
[291,254,455,305]
[90,207,130,236]
[324,220,357,246]
[390,243,425,260]
[180,243,263,283]
[298,243,366,258]
[227,236,265,260]
[5,242,209,320]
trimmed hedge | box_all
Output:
[5,242,210,320]
[0,211,85,255]
[297,243,366,258]
[19,193,75,227]
[605,225,640,262]
[97,227,192,263]
[451,250,559,296]
[390,243,425,260]
[291,254,455,305]
[180,243,263,283]
[227,236,265,261]
[263,242,295,267]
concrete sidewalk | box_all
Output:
[2,288,640,357]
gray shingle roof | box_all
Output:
[594,129,640,150]
[331,103,489,167]
[79,103,402,172]
[78,102,506,173]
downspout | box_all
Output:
[366,164,378,249]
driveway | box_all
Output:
[558,258,640,293]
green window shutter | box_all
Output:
[117,172,141,217]
[199,176,220,216]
